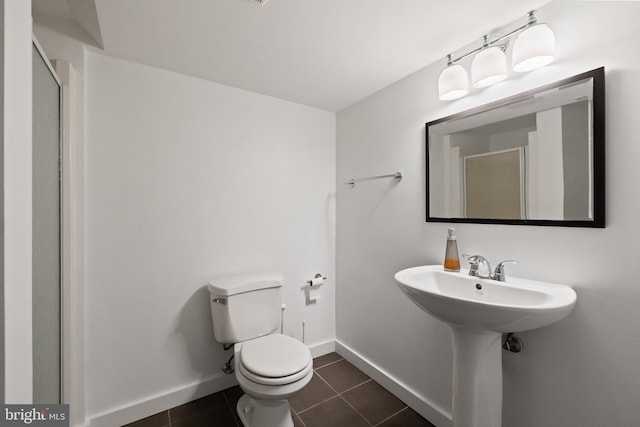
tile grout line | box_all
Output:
[293,411,310,427]
[293,357,349,417]
[313,357,345,370]
[167,409,172,427]
[372,406,409,426]
[319,355,428,426]
[222,389,241,427]
[339,378,373,395]
[335,379,377,427]
[306,365,377,424]
[311,370,341,396]
[306,367,376,426]
[295,355,354,418]
[313,366,372,397]
[295,394,342,416]
[308,361,414,427]
[297,364,370,415]
[337,393,374,426]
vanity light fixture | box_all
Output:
[471,36,508,88]
[437,10,555,101]
[512,12,555,72]
[438,55,469,100]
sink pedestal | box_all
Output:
[450,327,502,427]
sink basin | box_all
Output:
[394,265,576,332]
[394,265,577,427]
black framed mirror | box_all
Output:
[426,67,605,227]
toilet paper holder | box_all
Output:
[306,273,326,286]
[304,274,325,304]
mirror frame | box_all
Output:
[426,67,605,228]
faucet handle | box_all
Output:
[462,254,478,265]
[462,254,484,277]
[494,260,519,282]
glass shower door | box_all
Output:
[32,42,61,404]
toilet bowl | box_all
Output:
[234,334,313,427]
[208,272,313,427]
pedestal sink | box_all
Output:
[394,265,576,427]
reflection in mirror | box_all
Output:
[426,67,604,227]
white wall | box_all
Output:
[84,51,336,425]
[2,0,33,403]
[337,2,640,426]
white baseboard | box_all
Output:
[308,338,335,358]
[88,373,238,427]
[335,340,452,427]
[87,340,336,427]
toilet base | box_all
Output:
[236,394,294,427]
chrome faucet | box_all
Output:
[463,254,518,282]
[464,254,492,279]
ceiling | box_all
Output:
[33,0,552,112]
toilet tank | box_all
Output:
[208,272,284,343]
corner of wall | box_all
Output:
[2,0,34,403]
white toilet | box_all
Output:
[208,272,313,427]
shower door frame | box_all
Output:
[32,35,74,408]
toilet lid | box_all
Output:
[240,334,311,380]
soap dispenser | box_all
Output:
[444,228,460,272]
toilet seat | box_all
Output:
[239,334,312,386]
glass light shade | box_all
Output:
[512,23,555,72]
[438,64,469,101]
[471,46,507,88]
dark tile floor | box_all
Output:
[123,352,435,427]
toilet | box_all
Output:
[208,272,313,427]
